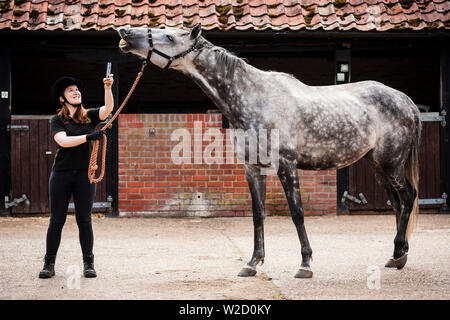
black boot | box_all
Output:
[39,255,55,279]
[83,254,97,278]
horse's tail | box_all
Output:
[405,112,421,241]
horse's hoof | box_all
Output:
[295,267,313,278]
[384,258,396,268]
[394,253,408,269]
[238,266,257,277]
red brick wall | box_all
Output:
[118,114,337,217]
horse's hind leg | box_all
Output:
[390,175,416,269]
[371,166,415,269]
[383,182,408,268]
[277,156,313,278]
[365,154,408,268]
[238,164,267,277]
[383,182,411,268]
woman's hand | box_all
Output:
[103,73,114,89]
[86,130,106,141]
[100,74,114,120]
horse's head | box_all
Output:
[117,24,202,69]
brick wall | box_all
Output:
[118,114,337,217]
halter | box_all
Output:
[145,29,202,70]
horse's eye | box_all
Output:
[166,35,174,42]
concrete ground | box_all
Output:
[0,214,448,300]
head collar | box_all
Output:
[145,29,203,70]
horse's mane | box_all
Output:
[197,37,301,84]
[198,37,246,79]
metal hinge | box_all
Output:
[4,194,30,209]
[341,191,368,205]
[68,202,112,209]
[68,195,113,209]
[6,125,29,131]
[419,110,446,127]
[387,193,447,207]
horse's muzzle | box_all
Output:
[117,28,132,52]
[119,39,128,47]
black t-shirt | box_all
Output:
[50,108,102,171]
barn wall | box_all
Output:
[118,113,336,217]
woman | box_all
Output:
[39,74,114,279]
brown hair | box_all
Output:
[57,103,89,123]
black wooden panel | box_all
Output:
[348,121,441,211]
[0,50,11,216]
[11,118,46,214]
[38,119,53,212]
[106,62,119,217]
[349,157,388,211]
[29,120,39,213]
[418,122,440,200]
[440,49,450,212]
[11,119,26,214]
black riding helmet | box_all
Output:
[52,76,83,107]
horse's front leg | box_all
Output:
[238,164,267,277]
[277,156,313,278]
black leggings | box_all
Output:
[45,170,96,258]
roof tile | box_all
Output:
[0,0,449,31]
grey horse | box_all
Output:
[117,24,421,278]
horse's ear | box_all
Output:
[190,23,202,40]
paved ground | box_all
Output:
[0,214,448,300]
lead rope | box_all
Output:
[88,61,147,184]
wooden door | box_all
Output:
[348,120,441,212]
[10,116,107,214]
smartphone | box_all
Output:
[105,62,112,77]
